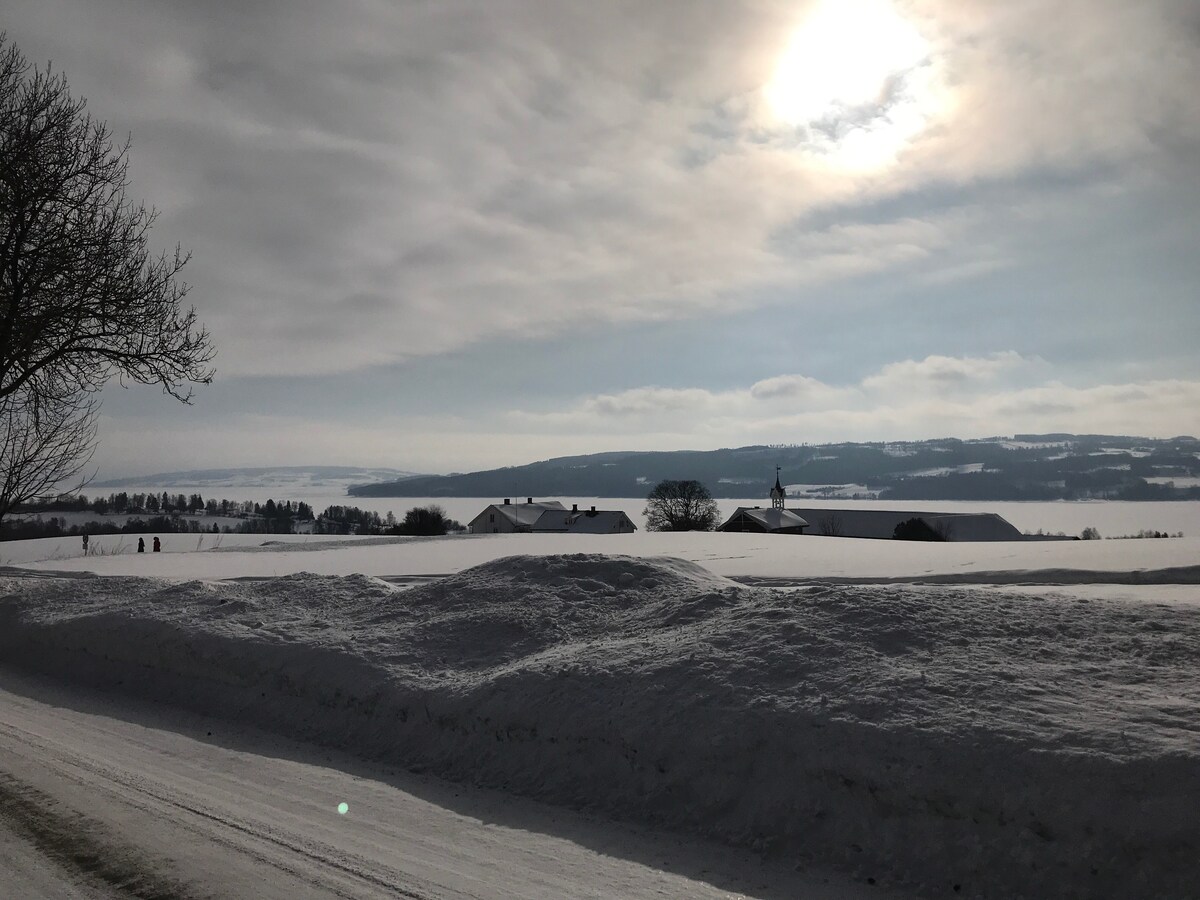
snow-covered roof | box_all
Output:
[723,507,809,532]
[491,500,566,527]
[565,510,634,534]
[532,509,635,533]
[788,507,1024,541]
[530,509,572,531]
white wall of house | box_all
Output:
[468,505,519,534]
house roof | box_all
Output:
[469,500,566,528]
[724,507,808,531]
[532,509,635,533]
[786,507,1024,541]
[564,510,634,534]
[530,509,573,531]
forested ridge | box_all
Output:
[350,434,1200,501]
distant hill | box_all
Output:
[94,466,424,493]
[348,435,1200,502]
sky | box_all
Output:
[5,0,1200,478]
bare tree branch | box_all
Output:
[0,33,215,406]
[0,387,97,524]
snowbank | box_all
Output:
[2,554,1198,898]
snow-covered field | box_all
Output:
[2,530,1198,897]
[6,529,1200,588]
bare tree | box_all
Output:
[0,34,214,404]
[643,479,720,532]
[817,514,843,536]
[0,388,97,522]
[0,34,214,519]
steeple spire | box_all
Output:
[770,466,786,509]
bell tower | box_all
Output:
[770,466,786,510]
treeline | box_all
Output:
[16,492,315,520]
[314,504,465,536]
[879,474,1200,502]
[3,497,465,541]
[2,515,222,541]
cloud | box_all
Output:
[861,351,1032,392]
[750,374,837,401]
[88,350,1200,477]
[510,354,1200,448]
[900,0,1200,180]
[6,0,1195,380]
[582,388,725,418]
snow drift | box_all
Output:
[2,554,1197,898]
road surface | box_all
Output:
[0,667,895,899]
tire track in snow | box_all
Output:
[0,769,201,899]
[0,718,442,900]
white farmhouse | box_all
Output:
[468,499,636,535]
[468,498,566,534]
[532,504,637,534]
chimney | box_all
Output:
[572,504,578,512]
[503,498,510,505]
[527,497,533,504]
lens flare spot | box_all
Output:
[337,802,349,815]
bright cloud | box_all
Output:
[861,351,1033,392]
[5,0,1197,378]
[511,355,1200,448]
[90,354,1200,476]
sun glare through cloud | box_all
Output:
[764,0,944,171]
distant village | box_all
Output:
[9,469,1184,544]
[467,470,1043,542]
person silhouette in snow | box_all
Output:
[137,537,145,553]
[82,533,89,555]
[153,536,161,552]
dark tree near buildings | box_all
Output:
[643,479,720,532]
[0,35,214,522]
[396,505,464,536]
[892,517,946,542]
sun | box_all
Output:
[764,0,941,170]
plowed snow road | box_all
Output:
[0,668,894,899]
